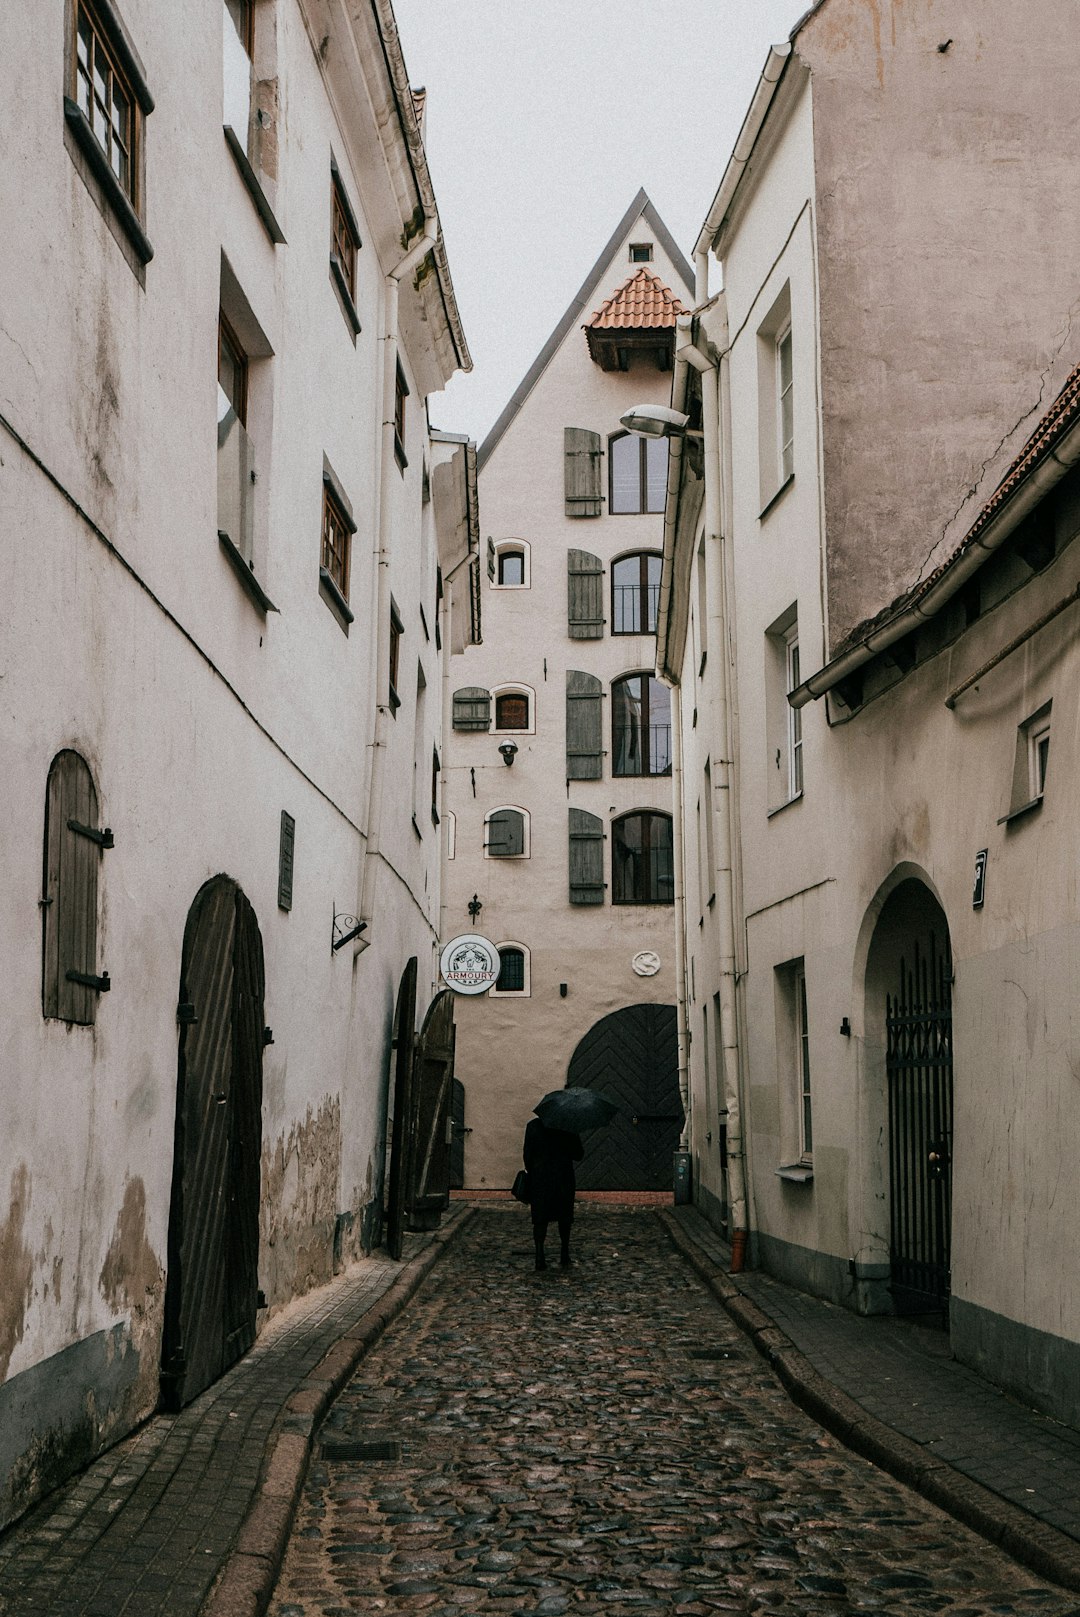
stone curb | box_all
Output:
[200,1207,475,1617]
[658,1208,1080,1596]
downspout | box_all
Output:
[357,212,439,944]
[678,317,749,1271]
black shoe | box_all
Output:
[535,1255,547,1271]
[560,1252,571,1268]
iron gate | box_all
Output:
[886,936,953,1312]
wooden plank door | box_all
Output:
[568,1004,682,1191]
[406,990,456,1230]
[385,957,417,1262]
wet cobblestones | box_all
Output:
[269,1208,1080,1615]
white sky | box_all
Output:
[391,0,812,445]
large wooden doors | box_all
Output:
[161,877,264,1410]
[384,964,457,1256]
[568,1004,681,1191]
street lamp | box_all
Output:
[619,404,698,439]
[498,740,518,766]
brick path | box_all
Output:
[0,1220,462,1617]
[268,1205,1080,1615]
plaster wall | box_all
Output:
[444,209,691,1187]
[0,0,460,1523]
[796,0,1080,650]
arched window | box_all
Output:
[611,673,671,776]
[609,431,668,515]
[43,749,111,1023]
[492,684,534,732]
[485,806,529,858]
[612,552,662,634]
[612,812,674,905]
[492,943,530,996]
[494,541,530,588]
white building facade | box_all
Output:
[443,194,694,1192]
[661,0,1080,1424]
[0,0,474,1524]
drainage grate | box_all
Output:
[319,1437,402,1462]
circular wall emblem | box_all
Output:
[440,934,501,995]
[632,950,661,978]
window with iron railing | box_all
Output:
[611,812,674,905]
[611,673,671,777]
[612,552,662,634]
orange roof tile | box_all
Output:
[585,268,687,333]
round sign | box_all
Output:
[632,950,661,977]
[440,933,501,995]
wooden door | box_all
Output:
[406,990,456,1230]
[384,957,417,1262]
[568,1004,681,1191]
[161,877,264,1409]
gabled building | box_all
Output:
[442,193,694,1191]
[660,0,1080,1423]
[0,0,474,1524]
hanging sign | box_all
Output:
[440,934,500,995]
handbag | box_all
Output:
[511,1169,530,1204]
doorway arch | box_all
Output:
[567,1003,681,1190]
[862,873,953,1317]
[161,876,265,1409]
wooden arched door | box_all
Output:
[161,876,265,1409]
[568,1004,681,1190]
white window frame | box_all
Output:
[483,804,531,860]
[492,539,531,590]
[785,625,803,799]
[445,809,456,860]
[491,683,535,735]
[1027,712,1051,801]
[795,963,812,1162]
[777,321,794,484]
[490,940,531,997]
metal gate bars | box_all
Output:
[886,934,954,1313]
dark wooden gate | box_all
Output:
[887,936,953,1313]
[406,990,456,1230]
[568,1004,681,1191]
[385,957,417,1262]
[450,1078,467,1189]
[161,877,264,1409]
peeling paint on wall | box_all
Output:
[261,1096,342,1308]
[98,1176,165,1415]
[0,1166,34,1384]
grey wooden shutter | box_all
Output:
[567,549,604,639]
[487,536,496,581]
[278,811,295,911]
[487,808,525,857]
[568,808,605,904]
[566,671,603,780]
[43,750,107,1024]
[564,427,602,517]
[452,686,491,731]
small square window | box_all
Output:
[322,486,351,601]
[331,171,358,300]
[629,242,653,263]
[1000,701,1052,825]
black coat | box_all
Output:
[523,1118,583,1222]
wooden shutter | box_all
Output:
[564,427,602,517]
[452,686,491,731]
[568,549,604,639]
[487,536,496,581]
[43,750,107,1024]
[568,807,605,905]
[566,671,603,780]
[277,811,295,911]
[487,808,525,857]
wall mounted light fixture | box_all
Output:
[498,740,518,766]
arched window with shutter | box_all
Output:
[568,808,605,905]
[42,749,112,1023]
[612,811,674,905]
[564,427,602,517]
[485,806,529,858]
[492,942,530,996]
[452,686,491,731]
[567,549,604,639]
[566,670,603,780]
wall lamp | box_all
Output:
[498,740,518,766]
[619,404,702,440]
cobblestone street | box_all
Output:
[269,1208,1080,1616]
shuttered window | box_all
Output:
[452,686,491,731]
[564,427,602,517]
[610,432,668,515]
[612,812,674,905]
[567,549,605,639]
[42,750,111,1024]
[486,808,526,857]
[568,808,605,905]
[566,671,603,780]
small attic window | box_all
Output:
[629,242,653,263]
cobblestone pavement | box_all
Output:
[0,1227,448,1617]
[269,1207,1080,1616]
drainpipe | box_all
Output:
[677,316,749,1271]
[670,654,691,1154]
[357,213,439,944]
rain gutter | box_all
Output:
[693,43,793,279]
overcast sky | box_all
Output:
[391,0,811,445]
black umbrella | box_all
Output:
[534,1088,618,1131]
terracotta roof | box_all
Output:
[585,268,686,333]
[832,359,1080,659]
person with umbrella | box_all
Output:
[522,1088,617,1271]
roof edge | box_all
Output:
[477,189,694,473]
